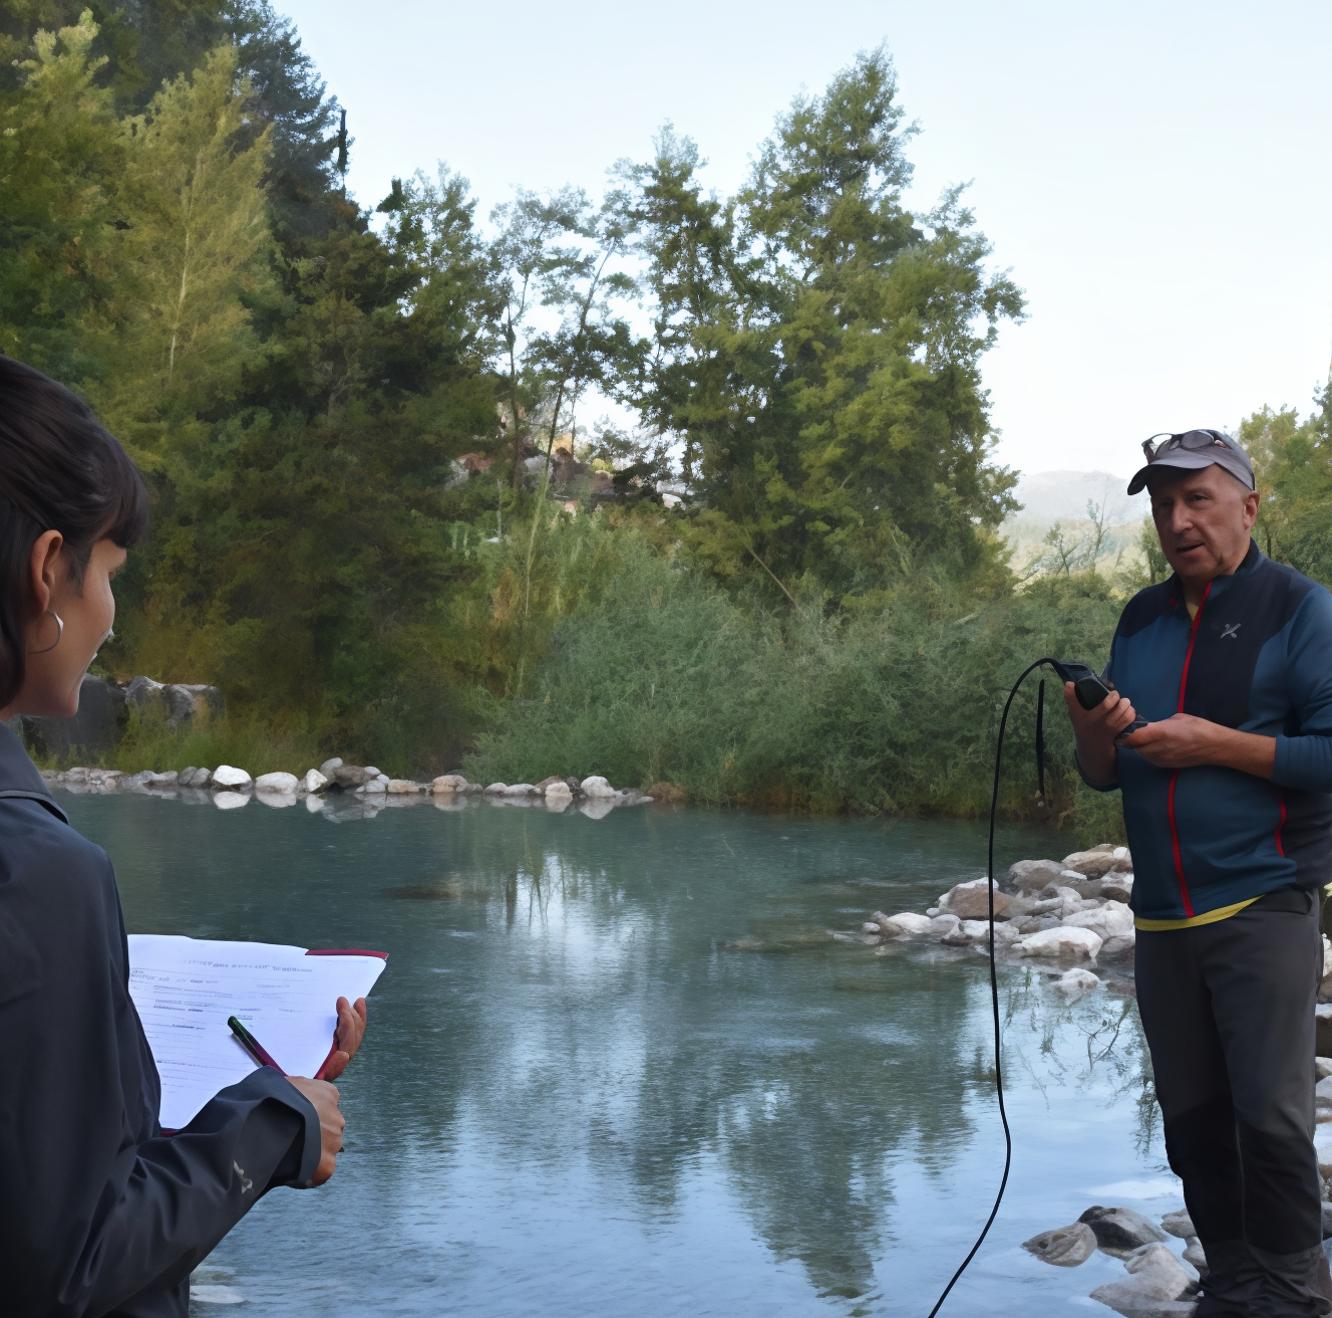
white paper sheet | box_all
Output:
[128,934,386,1130]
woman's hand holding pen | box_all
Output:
[286,1077,344,1186]
[319,995,368,1082]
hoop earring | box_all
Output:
[29,609,64,655]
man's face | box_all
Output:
[1147,464,1259,586]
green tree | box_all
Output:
[90,42,273,458]
[627,49,1023,599]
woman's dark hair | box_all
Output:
[0,355,149,708]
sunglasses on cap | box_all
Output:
[1140,430,1236,463]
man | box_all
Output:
[1066,428,1332,1316]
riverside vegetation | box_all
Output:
[2,6,1328,831]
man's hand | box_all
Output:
[319,996,367,1082]
[1063,681,1139,787]
[1120,713,1275,778]
[285,1077,344,1186]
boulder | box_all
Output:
[19,675,128,759]
[1182,1239,1207,1274]
[1317,1005,1332,1059]
[873,911,935,938]
[255,772,299,795]
[319,757,344,776]
[579,775,617,798]
[125,675,222,726]
[645,780,687,804]
[359,778,387,795]
[939,878,1012,921]
[182,767,212,788]
[545,781,574,803]
[211,765,252,791]
[1317,1057,1332,1081]
[213,790,249,810]
[1099,932,1137,959]
[364,766,382,779]
[928,914,961,939]
[948,919,1020,948]
[431,774,471,794]
[1017,926,1103,960]
[302,769,329,794]
[1078,1205,1167,1255]
[333,765,374,790]
[1062,846,1132,879]
[1101,873,1135,904]
[1315,1122,1332,1179]
[1007,859,1068,893]
[1090,1241,1195,1314]
[502,783,537,796]
[1064,901,1136,940]
[1022,1221,1097,1267]
[385,779,423,794]
[534,775,567,792]
[483,782,508,795]
[1056,968,1101,996]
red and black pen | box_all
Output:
[227,1016,286,1075]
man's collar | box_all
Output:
[0,721,69,822]
[1167,538,1263,604]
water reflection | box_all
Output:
[58,794,1163,1315]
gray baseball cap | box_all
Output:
[1126,429,1255,495]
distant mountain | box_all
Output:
[1003,470,1147,574]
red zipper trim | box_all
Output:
[1275,798,1288,858]
[1166,580,1213,919]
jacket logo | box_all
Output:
[1220,622,1242,640]
[233,1161,253,1195]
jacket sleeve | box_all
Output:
[40,1070,322,1318]
[1272,587,1332,792]
[0,828,322,1318]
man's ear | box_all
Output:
[1242,488,1260,527]
[26,529,64,617]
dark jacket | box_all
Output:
[1102,541,1332,922]
[0,724,320,1317]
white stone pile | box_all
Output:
[1023,1204,1201,1315]
[860,843,1137,978]
[39,763,654,817]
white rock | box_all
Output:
[386,779,423,795]
[319,757,343,776]
[1323,935,1332,982]
[928,914,961,939]
[211,765,252,790]
[580,775,617,798]
[1317,1057,1332,1081]
[502,783,536,796]
[1182,1238,1206,1272]
[1064,901,1136,939]
[213,791,250,811]
[939,877,1012,920]
[256,791,297,809]
[1056,968,1101,996]
[544,781,574,801]
[304,794,325,814]
[484,782,508,795]
[254,772,299,794]
[302,769,329,794]
[1016,926,1103,960]
[359,778,387,795]
[431,774,470,794]
[1160,1210,1195,1240]
[364,766,381,778]
[1316,1123,1332,1179]
[874,911,935,938]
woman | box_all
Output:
[0,355,363,1317]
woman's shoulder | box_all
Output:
[0,793,113,902]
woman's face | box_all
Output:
[18,537,126,718]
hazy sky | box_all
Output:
[279,0,1332,480]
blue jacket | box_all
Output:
[1102,541,1332,923]
[0,724,321,1317]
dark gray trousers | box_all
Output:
[1136,886,1331,1317]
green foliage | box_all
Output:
[469,544,1124,824]
[105,704,326,777]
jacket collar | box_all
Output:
[0,721,69,822]
[1167,538,1263,607]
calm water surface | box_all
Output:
[60,792,1171,1316]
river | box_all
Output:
[60,790,1170,1316]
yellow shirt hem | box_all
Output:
[1135,897,1261,932]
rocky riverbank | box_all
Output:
[858,846,1332,1314]
[41,760,654,821]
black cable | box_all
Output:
[1036,679,1047,806]
[926,657,1053,1317]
